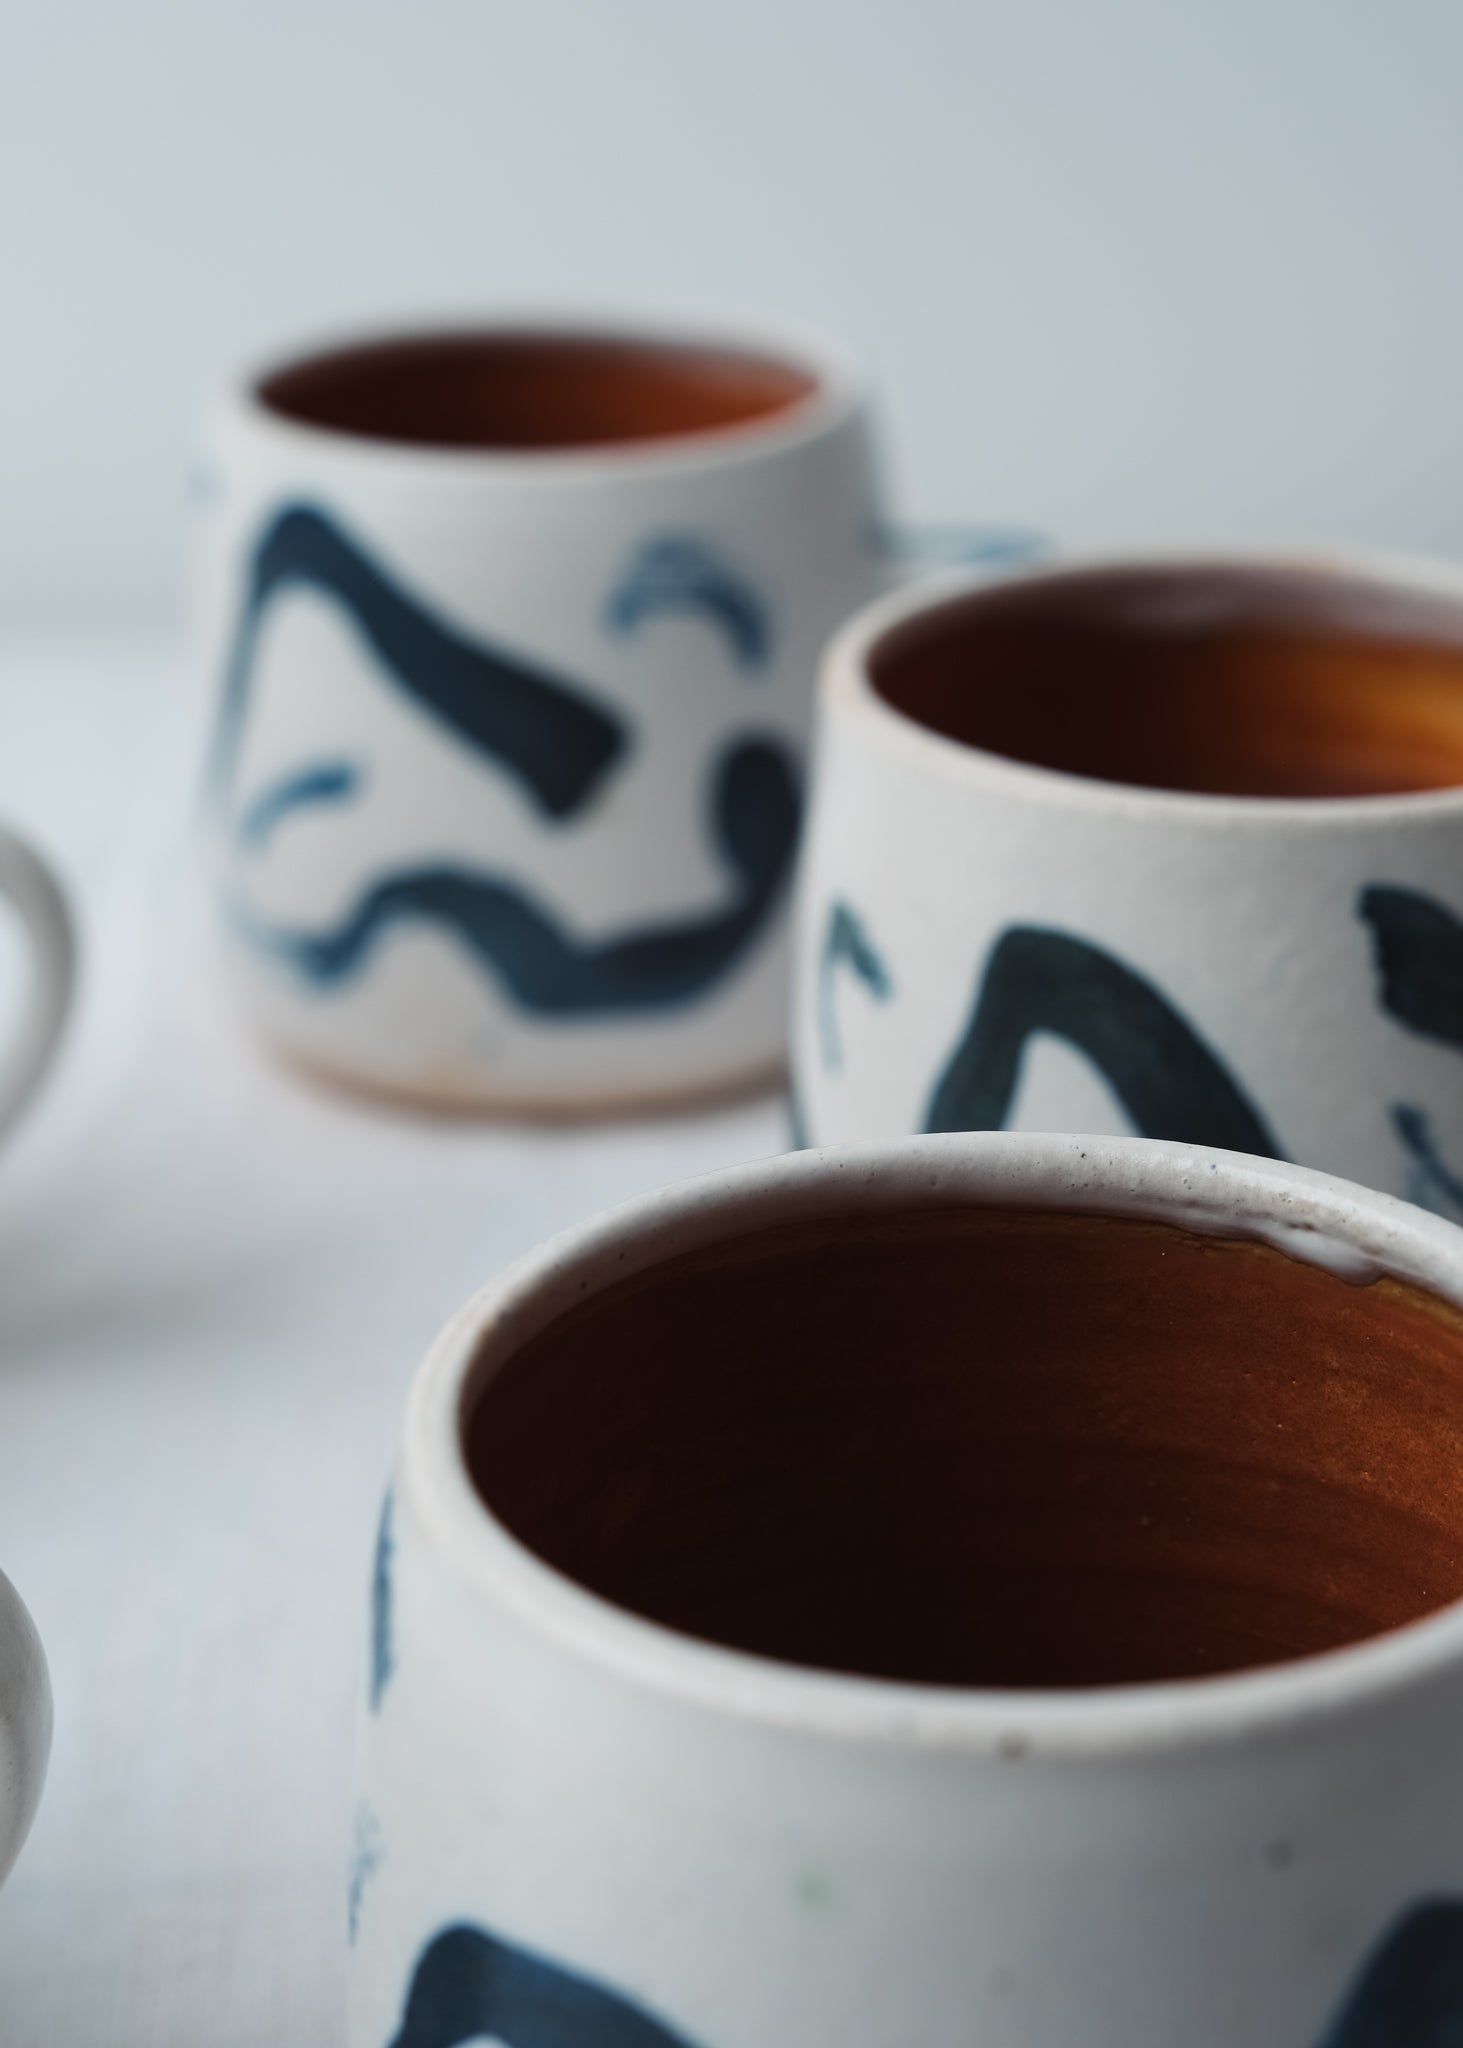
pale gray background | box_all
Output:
[3,0,1463,635]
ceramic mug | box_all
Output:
[193,314,1035,1115]
[352,1129,1463,2048]
[792,553,1463,1204]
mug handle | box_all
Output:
[877,519,1051,590]
[0,1568,51,1888]
[0,825,75,1146]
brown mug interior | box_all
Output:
[869,564,1463,799]
[465,1203,1463,1691]
[257,330,820,452]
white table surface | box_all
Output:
[0,647,788,2045]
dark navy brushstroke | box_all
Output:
[818,899,892,1070]
[239,758,362,849]
[237,737,801,1014]
[212,503,627,821]
[370,1491,395,1714]
[925,926,1282,1157]
[1360,886,1463,1204]
[1392,1103,1463,1220]
[607,536,770,669]
[1314,1899,1463,2046]
[347,1801,383,1947]
[389,1923,702,2048]
[1360,885,1463,1049]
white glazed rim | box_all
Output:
[219,305,868,481]
[402,1131,1463,1758]
[821,548,1463,827]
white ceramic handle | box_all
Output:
[0,825,74,1146]
[0,1569,51,1889]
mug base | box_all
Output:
[259,1036,790,1126]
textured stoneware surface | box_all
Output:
[193,314,883,1113]
[351,1131,1463,2048]
[793,553,1463,1216]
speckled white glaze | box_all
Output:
[792,552,1463,1210]
[192,313,887,1114]
[350,1131,1463,2048]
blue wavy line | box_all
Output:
[818,899,893,1070]
[369,1492,395,1713]
[389,1922,700,2047]
[607,536,770,669]
[235,736,800,1015]
[239,758,362,849]
[211,503,628,822]
[1314,1898,1463,2045]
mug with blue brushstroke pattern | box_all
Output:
[793,552,1463,1207]
[192,315,1031,1112]
[353,1131,1463,2047]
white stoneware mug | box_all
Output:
[352,1130,1463,2048]
[792,554,1463,1206]
[193,314,1035,1115]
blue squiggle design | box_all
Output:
[1391,1103,1463,1219]
[388,1923,701,2048]
[818,899,892,1070]
[370,1491,395,1713]
[1314,1898,1463,2045]
[347,1801,383,1947]
[607,536,770,669]
[926,926,1282,1157]
[240,758,362,849]
[236,736,800,1015]
[212,503,628,821]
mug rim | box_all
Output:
[218,305,868,481]
[820,548,1463,826]
[400,1130,1463,1758]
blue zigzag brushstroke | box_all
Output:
[370,1491,396,1713]
[607,536,770,669]
[235,736,800,1015]
[1359,884,1463,1208]
[240,758,362,850]
[212,503,628,821]
[925,925,1282,1158]
[388,1923,702,2048]
[1314,1898,1463,2045]
[1392,1103,1463,1219]
[818,899,892,1070]
[347,1801,384,1948]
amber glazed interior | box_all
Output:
[467,1207,1463,1689]
[871,564,1463,798]
[257,330,819,451]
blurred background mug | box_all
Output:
[793,554,1463,1204]
[354,1131,1463,2047]
[193,314,1029,1116]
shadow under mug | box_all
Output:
[193,314,1038,1117]
[354,1131,1463,2048]
[792,552,1463,1204]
